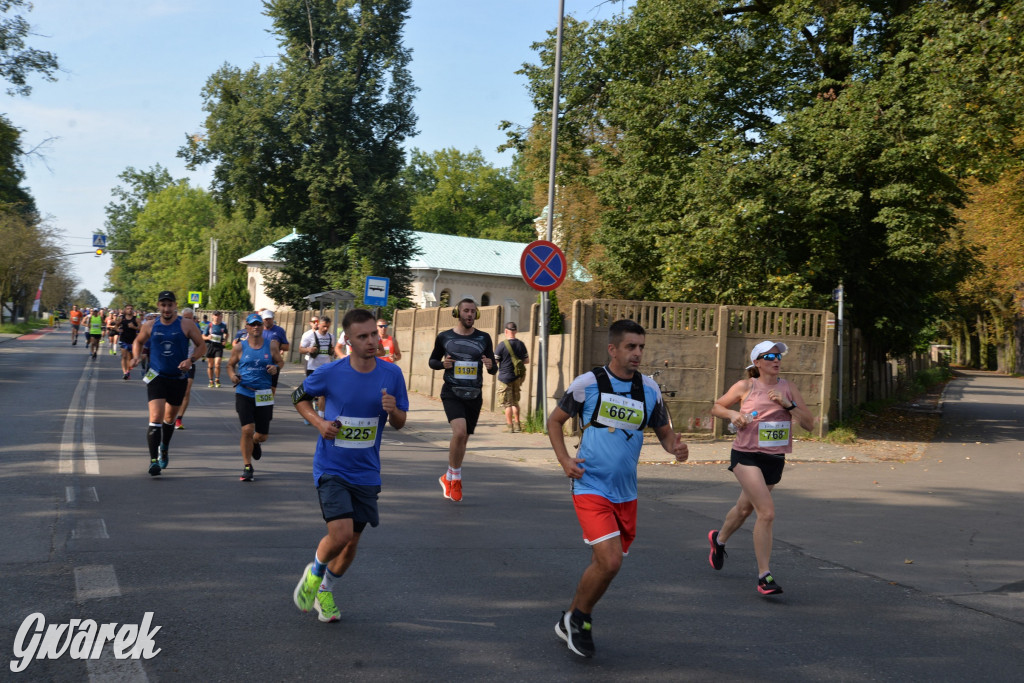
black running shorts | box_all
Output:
[728,449,786,486]
[440,390,483,435]
[146,375,189,407]
[235,393,273,434]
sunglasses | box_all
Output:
[757,353,782,361]
[377,324,388,328]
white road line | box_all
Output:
[72,519,109,539]
[66,486,76,503]
[83,368,100,474]
[74,565,121,600]
[59,364,93,474]
[85,486,99,502]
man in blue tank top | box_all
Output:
[227,313,284,481]
[290,308,409,624]
[130,291,206,476]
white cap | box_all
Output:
[260,309,275,319]
[747,340,789,369]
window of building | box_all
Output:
[439,289,451,308]
[480,292,491,307]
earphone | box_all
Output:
[451,301,480,320]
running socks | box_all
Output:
[312,554,328,578]
[147,423,162,458]
[319,569,340,592]
[161,421,174,447]
[447,467,462,481]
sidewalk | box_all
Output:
[277,362,877,468]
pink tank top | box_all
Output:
[732,377,795,455]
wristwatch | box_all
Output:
[785,402,797,411]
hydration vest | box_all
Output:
[586,366,650,431]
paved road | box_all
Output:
[1,329,1023,680]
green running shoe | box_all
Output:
[314,591,340,623]
[292,563,321,612]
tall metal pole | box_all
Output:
[538,0,566,433]
[837,281,845,421]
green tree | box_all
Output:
[181,0,419,304]
[402,147,534,241]
[515,0,1024,355]
[0,209,65,322]
[0,0,59,97]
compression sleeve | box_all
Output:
[428,334,446,370]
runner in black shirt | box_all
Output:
[117,305,141,380]
[428,298,497,502]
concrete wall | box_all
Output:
[392,298,838,438]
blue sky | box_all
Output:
[6,0,631,306]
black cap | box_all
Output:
[157,290,176,302]
[505,322,517,331]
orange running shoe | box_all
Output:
[450,478,463,502]
[438,475,452,500]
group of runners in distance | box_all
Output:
[70,290,810,659]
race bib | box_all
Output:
[209,333,223,343]
[254,389,274,407]
[758,421,791,448]
[596,393,645,430]
[453,361,478,379]
[143,368,157,384]
[333,416,378,449]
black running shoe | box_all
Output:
[708,529,727,570]
[557,611,594,658]
[240,465,254,482]
[148,459,161,476]
[252,441,262,460]
[757,573,784,596]
[157,444,169,470]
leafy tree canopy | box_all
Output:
[514,0,1024,355]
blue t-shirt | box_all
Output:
[234,339,274,397]
[556,367,668,503]
[303,357,409,487]
[262,323,288,348]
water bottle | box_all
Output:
[727,410,758,434]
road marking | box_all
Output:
[83,368,100,474]
[74,565,121,600]
[59,363,93,474]
[72,519,109,539]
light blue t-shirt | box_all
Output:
[302,357,409,487]
[556,367,668,503]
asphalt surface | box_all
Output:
[1,328,1023,681]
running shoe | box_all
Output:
[314,591,340,623]
[708,530,727,570]
[215,381,221,388]
[123,372,130,381]
[252,441,262,460]
[157,445,169,470]
[148,459,161,476]
[240,465,254,482]
[208,381,214,388]
[556,611,594,658]
[174,417,184,430]
[450,479,463,502]
[439,475,453,500]
[293,562,321,612]
[757,573,784,596]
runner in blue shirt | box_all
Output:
[290,308,409,623]
[228,313,284,481]
[547,318,689,658]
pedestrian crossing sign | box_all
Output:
[188,291,202,305]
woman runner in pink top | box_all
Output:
[707,340,814,596]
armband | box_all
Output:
[291,382,315,405]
